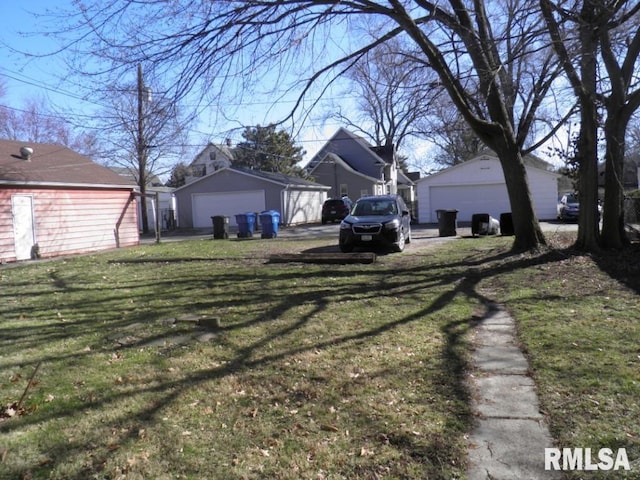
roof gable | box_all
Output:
[0,140,137,188]
[190,143,234,167]
[418,151,559,183]
[306,128,387,177]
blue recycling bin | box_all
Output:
[259,210,280,238]
[235,212,256,238]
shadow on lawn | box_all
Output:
[591,242,640,295]
[0,243,619,479]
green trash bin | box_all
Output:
[436,209,458,237]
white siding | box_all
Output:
[283,190,325,225]
[417,155,559,223]
[428,184,509,222]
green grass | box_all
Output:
[1,237,479,479]
[1,234,640,479]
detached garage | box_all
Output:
[417,152,560,223]
[0,139,139,263]
[174,167,330,228]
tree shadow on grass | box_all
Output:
[0,243,608,479]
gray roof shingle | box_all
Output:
[0,139,136,188]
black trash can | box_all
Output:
[500,212,514,236]
[212,216,229,239]
[436,209,458,237]
[471,213,490,236]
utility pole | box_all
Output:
[137,63,149,234]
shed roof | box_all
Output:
[0,139,137,188]
[175,166,330,191]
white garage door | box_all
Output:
[430,184,510,222]
[192,191,266,228]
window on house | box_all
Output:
[360,189,368,198]
[340,184,348,197]
[191,165,206,177]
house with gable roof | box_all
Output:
[185,142,234,184]
[305,128,416,208]
[0,139,139,263]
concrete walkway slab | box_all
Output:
[473,345,530,374]
[466,303,560,479]
[473,375,543,419]
[467,418,558,479]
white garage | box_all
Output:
[174,167,330,229]
[417,152,560,223]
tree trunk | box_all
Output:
[574,105,600,251]
[601,117,628,249]
[573,2,600,252]
[494,145,547,251]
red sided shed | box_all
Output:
[0,139,139,263]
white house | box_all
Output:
[416,152,560,223]
[185,142,234,184]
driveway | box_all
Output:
[144,221,578,244]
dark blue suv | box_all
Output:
[339,194,411,253]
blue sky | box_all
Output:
[0,1,354,166]
[0,2,567,174]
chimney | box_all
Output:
[20,146,33,161]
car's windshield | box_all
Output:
[353,200,397,216]
[565,194,578,203]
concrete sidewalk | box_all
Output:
[466,302,560,479]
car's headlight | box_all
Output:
[340,221,352,230]
[384,218,400,230]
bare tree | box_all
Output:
[53,0,567,250]
[96,67,191,233]
[426,95,486,168]
[327,38,442,160]
[599,2,640,248]
[542,0,640,251]
[0,93,99,155]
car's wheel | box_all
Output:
[405,225,411,243]
[339,242,354,253]
[393,229,406,252]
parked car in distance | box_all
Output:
[339,194,411,253]
[322,197,352,224]
[557,193,580,222]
